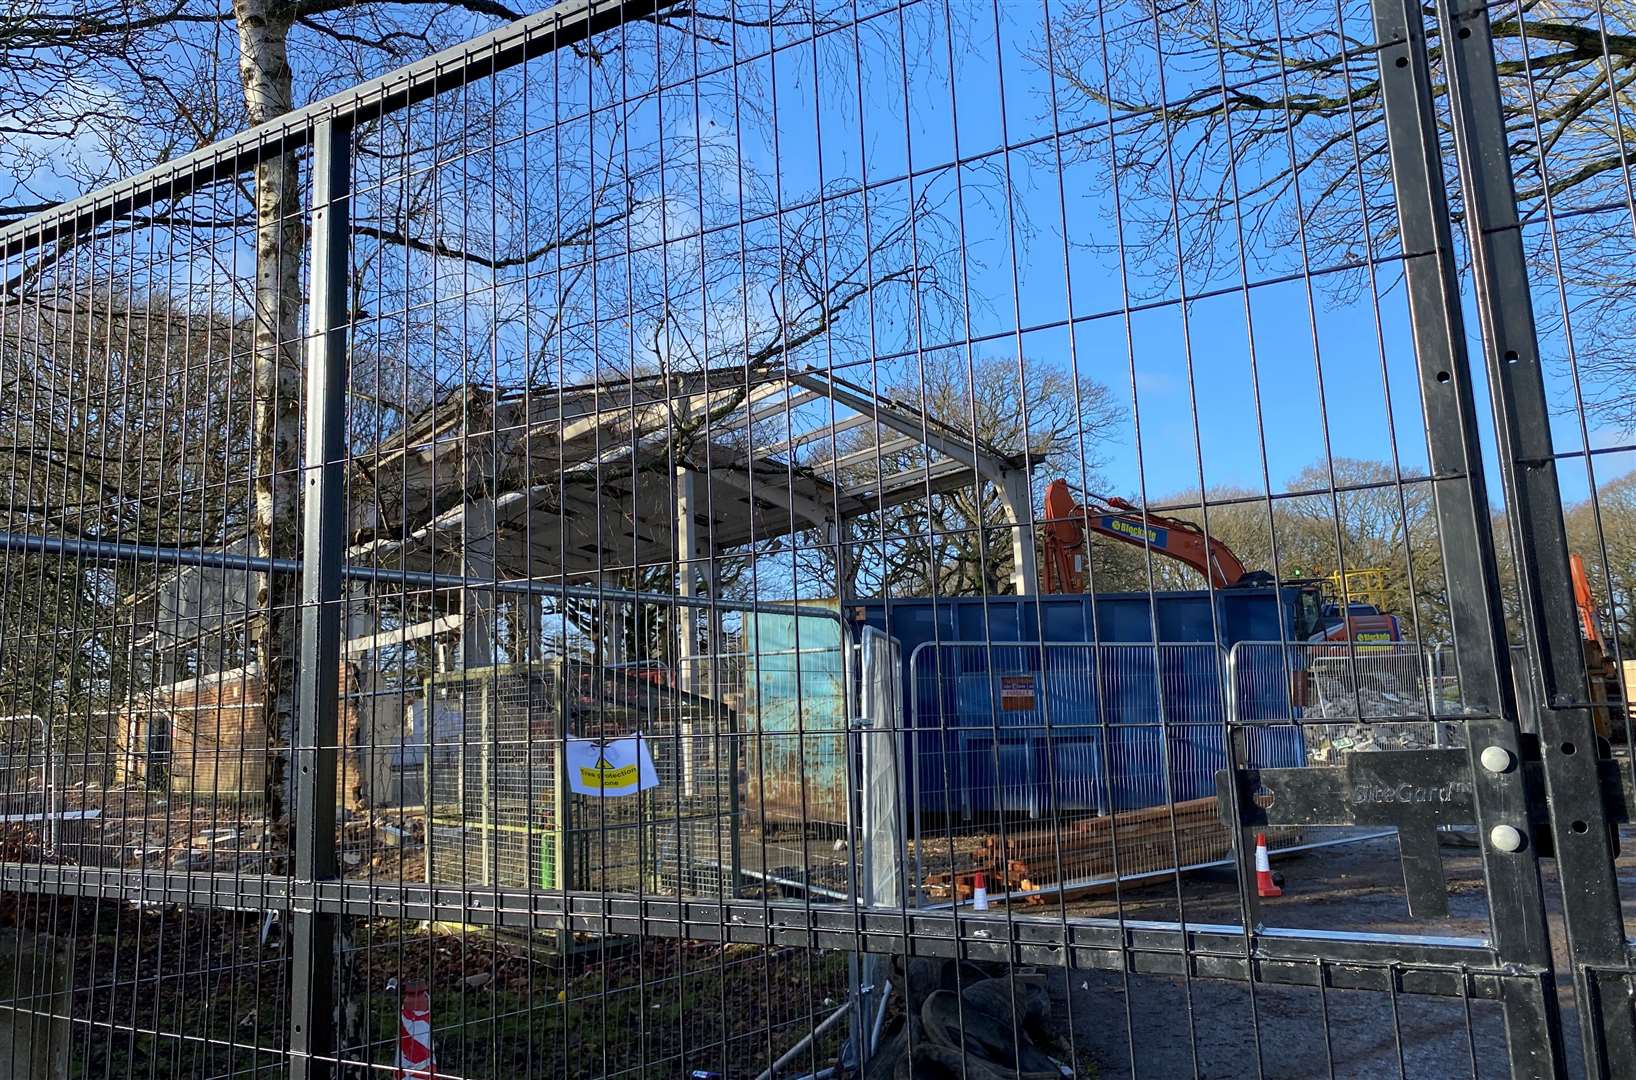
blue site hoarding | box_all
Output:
[747,589,1307,824]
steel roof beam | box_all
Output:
[785,370,1014,482]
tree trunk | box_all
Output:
[233,0,302,830]
[232,2,365,1069]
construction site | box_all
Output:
[3,0,1636,1077]
[22,368,1583,896]
[4,358,1629,1076]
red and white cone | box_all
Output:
[1254,833,1282,898]
[972,872,989,911]
[395,980,436,1079]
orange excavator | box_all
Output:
[1039,478,1402,643]
[1571,553,1625,739]
[1571,553,1605,649]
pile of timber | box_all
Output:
[989,797,1234,889]
[923,798,1262,903]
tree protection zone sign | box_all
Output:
[566,735,660,796]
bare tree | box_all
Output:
[2,0,958,804]
[812,354,1119,598]
[0,3,971,1064]
[1041,0,1636,427]
[1080,459,1450,639]
[0,281,260,774]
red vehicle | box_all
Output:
[1039,478,1402,643]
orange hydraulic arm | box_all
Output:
[1040,478,1261,592]
[1570,553,1604,648]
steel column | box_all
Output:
[1436,0,1636,1071]
[999,470,1039,596]
[461,496,499,666]
[290,115,353,1080]
[1369,0,1566,1075]
[676,464,702,695]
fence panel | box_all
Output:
[0,82,310,1068]
[2,0,1634,1076]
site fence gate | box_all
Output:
[1,0,1635,1076]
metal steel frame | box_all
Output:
[0,862,1534,997]
[288,116,351,1080]
[1369,0,1566,1072]
[1435,0,1636,1072]
[0,531,843,623]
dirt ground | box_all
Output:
[16,787,1636,1077]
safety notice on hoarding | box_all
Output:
[566,735,659,796]
[1000,675,1036,711]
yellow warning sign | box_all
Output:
[565,735,659,796]
[579,757,640,790]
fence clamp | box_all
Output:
[1216,743,1636,918]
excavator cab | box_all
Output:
[1310,574,1401,644]
[1309,603,1402,644]
[1287,586,1400,643]
[1285,588,1405,710]
[1291,586,1325,641]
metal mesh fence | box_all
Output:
[1231,641,1463,756]
[903,641,1321,901]
[1,0,1635,1075]
[421,658,739,900]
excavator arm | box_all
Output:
[1039,478,1401,644]
[1570,553,1604,648]
[1040,478,1266,592]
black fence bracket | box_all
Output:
[1218,746,1636,920]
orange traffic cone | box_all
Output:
[395,980,436,1079]
[1254,833,1282,898]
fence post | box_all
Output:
[1368,1,1566,1075]
[1435,0,1636,1072]
[290,114,352,1080]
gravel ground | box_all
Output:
[1039,829,1636,1079]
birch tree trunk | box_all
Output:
[233,3,365,1066]
[232,0,302,829]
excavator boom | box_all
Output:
[1041,479,1259,592]
[1570,553,1604,648]
[1039,477,1401,644]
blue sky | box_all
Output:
[12,0,1631,511]
[717,0,1635,508]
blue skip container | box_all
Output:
[748,590,1308,825]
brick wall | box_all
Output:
[119,664,364,803]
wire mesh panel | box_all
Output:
[905,641,1310,900]
[739,608,855,900]
[859,626,906,910]
[3,0,1636,1076]
[0,29,316,1058]
[421,658,739,901]
[1231,641,1462,757]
